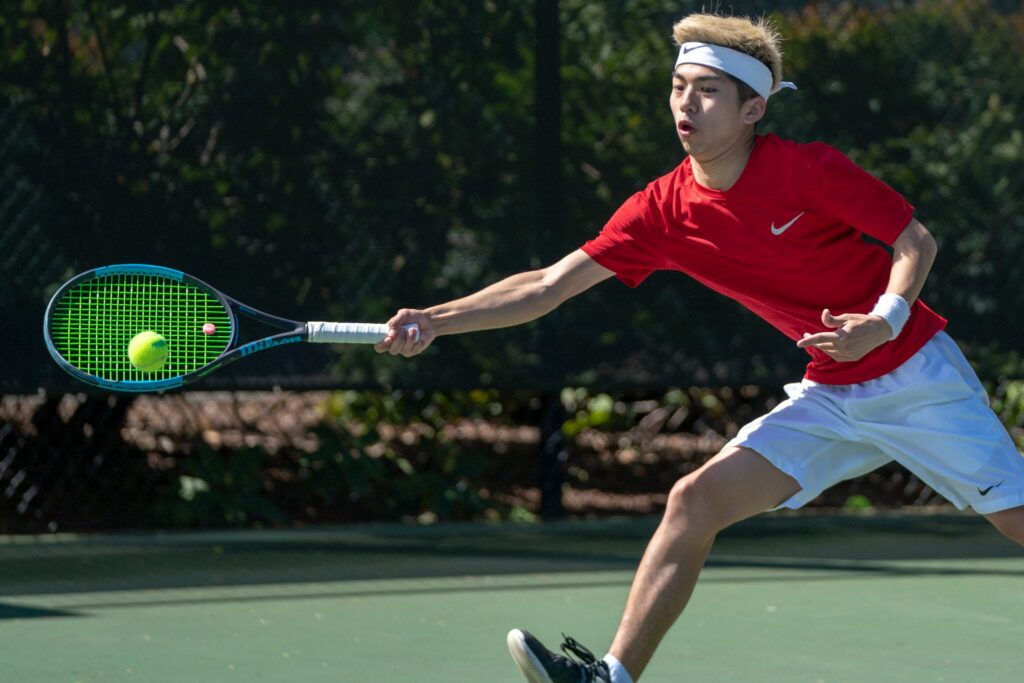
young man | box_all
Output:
[375,12,1024,683]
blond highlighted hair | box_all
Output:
[672,13,784,88]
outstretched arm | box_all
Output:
[375,249,614,357]
[797,217,938,362]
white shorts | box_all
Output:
[727,332,1024,514]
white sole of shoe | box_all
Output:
[507,629,554,683]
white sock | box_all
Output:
[602,654,634,683]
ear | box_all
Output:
[742,96,767,125]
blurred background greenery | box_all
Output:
[2,0,1022,531]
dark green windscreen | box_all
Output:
[48,273,233,381]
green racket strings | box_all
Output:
[49,273,232,381]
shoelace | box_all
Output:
[559,634,610,681]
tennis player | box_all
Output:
[375,12,1024,683]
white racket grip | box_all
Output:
[306,321,420,344]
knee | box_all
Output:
[986,506,1024,546]
[663,471,729,536]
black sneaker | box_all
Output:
[507,629,611,683]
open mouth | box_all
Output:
[678,121,696,136]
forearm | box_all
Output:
[427,270,561,336]
[884,218,937,305]
[376,250,612,356]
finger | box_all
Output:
[401,335,433,358]
[796,332,843,348]
[387,309,415,328]
[374,332,396,353]
[404,324,426,346]
[387,332,411,355]
[821,308,842,328]
[799,343,840,353]
[815,344,850,358]
[822,309,856,327]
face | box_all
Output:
[670,63,764,159]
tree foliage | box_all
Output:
[3,0,1022,392]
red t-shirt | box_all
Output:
[581,133,947,385]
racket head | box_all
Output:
[44,264,237,392]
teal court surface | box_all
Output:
[2,513,1022,682]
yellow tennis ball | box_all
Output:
[128,331,169,372]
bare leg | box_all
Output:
[984,505,1024,546]
[608,446,801,680]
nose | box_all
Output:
[677,86,697,113]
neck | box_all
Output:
[690,132,757,191]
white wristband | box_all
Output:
[870,293,910,340]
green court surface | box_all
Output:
[2,513,1021,682]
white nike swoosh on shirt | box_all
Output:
[771,212,805,236]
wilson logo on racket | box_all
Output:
[237,336,304,357]
[43,264,417,393]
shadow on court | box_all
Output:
[1,512,1020,612]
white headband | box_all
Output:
[675,42,796,100]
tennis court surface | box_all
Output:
[2,513,1021,682]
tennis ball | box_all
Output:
[128,331,169,372]
[843,494,873,510]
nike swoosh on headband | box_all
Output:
[676,42,797,100]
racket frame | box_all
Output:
[44,264,310,392]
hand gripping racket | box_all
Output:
[43,264,417,392]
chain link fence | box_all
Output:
[4,3,1024,534]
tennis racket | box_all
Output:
[43,263,417,392]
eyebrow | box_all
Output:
[671,71,722,82]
